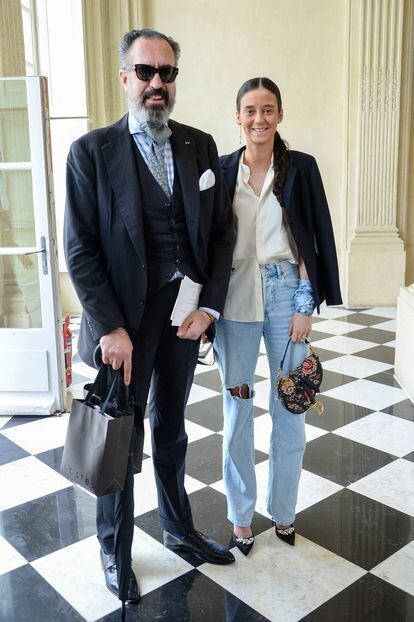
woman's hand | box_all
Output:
[288,313,312,342]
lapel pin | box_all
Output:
[184,139,190,145]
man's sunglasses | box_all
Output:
[129,64,179,83]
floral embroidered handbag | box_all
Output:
[276,338,324,415]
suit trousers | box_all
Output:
[97,279,200,554]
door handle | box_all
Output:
[24,236,48,275]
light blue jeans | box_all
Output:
[214,262,307,526]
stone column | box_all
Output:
[82,0,144,129]
[345,0,406,306]
[0,0,25,75]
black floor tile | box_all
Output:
[356,346,395,365]
[303,434,396,486]
[296,488,414,570]
[185,434,267,485]
[346,327,395,344]
[301,573,414,622]
[402,451,414,463]
[35,446,64,472]
[320,370,356,392]
[365,370,401,388]
[97,569,270,621]
[305,395,373,431]
[310,316,325,323]
[340,313,390,327]
[382,399,414,422]
[0,435,30,466]
[185,397,265,433]
[0,486,96,562]
[0,564,83,622]
[309,330,333,341]
[309,347,342,362]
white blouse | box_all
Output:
[223,153,297,322]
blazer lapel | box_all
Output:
[169,121,200,248]
[283,164,297,212]
[101,117,146,265]
[220,147,244,201]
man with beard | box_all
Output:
[64,29,235,602]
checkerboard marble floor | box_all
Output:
[1,306,414,621]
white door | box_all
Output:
[0,77,66,415]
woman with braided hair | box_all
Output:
[215,77,342,555]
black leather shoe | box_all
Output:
[230,531,255,556]
[100,549,141,603]
[163,530,235,565]
[274,523,295,546]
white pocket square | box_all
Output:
[199,169,215,191]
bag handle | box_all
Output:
[84,364,124,414]
[276,337,317,381]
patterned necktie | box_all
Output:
[137,120,172,200]
[146,139,172,200]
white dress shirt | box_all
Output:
[223,153,297,322]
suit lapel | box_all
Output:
[169,121,200,248]
[101,117,146,264]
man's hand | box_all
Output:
[100,327,133,385]
[288,313,312,343]
[177,310,211,341]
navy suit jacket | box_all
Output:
[219,147,342,310]
[64,115,234,367]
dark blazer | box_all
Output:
[64,114,234,367]
[219,147,342,310]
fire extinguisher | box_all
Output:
[63,313,73,387]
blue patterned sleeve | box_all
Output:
[293,279,316,316]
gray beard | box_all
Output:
[129,95,174,130]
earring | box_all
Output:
[239,124,243,145]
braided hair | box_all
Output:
[236,77,290,206]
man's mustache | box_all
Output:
[142,88,168,104]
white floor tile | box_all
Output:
[199,529,365,622]
[186,383,219,405]
[323,379,406,411]
[384,340,396,348]
[0,535,27,575]
[32,528,192,622]
[253,380,272,410]
[349,459,414,516]
[312,335,377,355]
[361,307,396,319]
[255,355,271,378]
[133,458,205,516]
[1,414,70,455]
[193,361,219,375]
[372,319,397,331]
[0,456,71,512]
[305,423,328,442]
[322,355,392,378]
[334,412,414,457]
[253,414,271,454]
[371,541,414,596]
[315,307,355,320]
[314,320,364,335]
[260,337,266,354]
